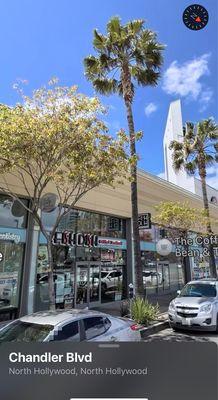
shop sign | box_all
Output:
[0,232,20,244]
[98,238,123,247]
[0,252,3,262]
[53,231,98,247]
[138,213,151,229]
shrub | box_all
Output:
[120,300,130,317]
[130,297,159,325]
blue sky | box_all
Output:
[0,0,217,183]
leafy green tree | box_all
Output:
[0,80,129,309]
[154,201,208,283]
[169,119,218,277]
[84,17,165,296]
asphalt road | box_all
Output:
[142,327,218,344]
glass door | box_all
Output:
[75,262,101,307]
[89,263,100,303]
[75,262,88,305]
[157,261,170,291]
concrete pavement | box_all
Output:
[142,326,218,344]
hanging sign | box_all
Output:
[138,213,151,229]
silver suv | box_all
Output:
[168,279,218,331]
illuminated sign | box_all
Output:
[53,231,98,247]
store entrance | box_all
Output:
[75,261,101,307]
[157,261,170,291]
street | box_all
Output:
[142,327,218,344]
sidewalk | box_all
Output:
[93,291,176,317]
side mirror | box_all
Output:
[177,290,181,296]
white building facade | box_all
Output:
[164,100,218,203]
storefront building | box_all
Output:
[0,169,217,320]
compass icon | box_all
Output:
[183,4,209,30]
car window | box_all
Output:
[53,321,80,341]
[101,272,108,278]
[0,321,53,343]
[83,317,106,340]
[109,272,116,278]
[104,317,112,332]
[180,283,217,297]
[114,271,122,277]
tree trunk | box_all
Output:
[47,239,56,310]
[124,99,144,297]
[199,160,217,278]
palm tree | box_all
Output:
[169,118,218,278]
[84,17,164,296]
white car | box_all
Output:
[38,273,71,305]
[0,309,141,342]
[168,279,218,332]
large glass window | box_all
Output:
[77,211,101,235]
[101,250,127,301]
[141,251,158,294]
[101,215,126,238]
[0,242,25,310]
[41,208,126,239]
[0,195,28,228]
[35,244,75,311]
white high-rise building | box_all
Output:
[163,100,218,204]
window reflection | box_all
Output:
[0,242,24,309]
[0,195,28,229]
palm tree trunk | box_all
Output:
[124,100,144,297]
[199,159,217,278]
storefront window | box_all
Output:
[101,215,126,238]
[0,195,28,228]
[139,225,156,242]
[42,208,126,239]
[77,211,101,235]
[100,250,126,303]
[0,242,24,310]
[141,251,158,294]
[35,244,75,311]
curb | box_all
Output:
[140,320,169,339]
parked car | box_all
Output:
[143,270,162,286]
[37,273,71,306]
[168,279,218,332]
[0,309,140,342]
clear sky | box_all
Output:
[0,0,217,184]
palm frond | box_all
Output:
[127,19,145,35]
[169,140,183,151]
[92,78,118,95]
[84,56,101,78]
[107,16,122,35]
[93,29,107,51]
[131,67,160,86]
[204,154,216,166]
[173,157,184,171]
[185,161,197,175]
